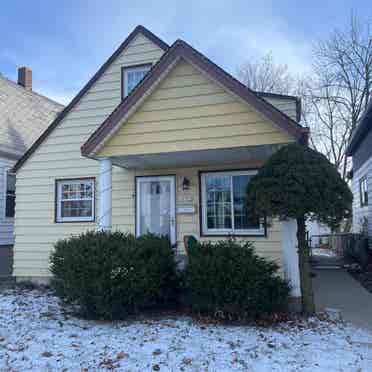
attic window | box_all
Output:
[122,64,151,99]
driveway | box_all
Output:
[313,268,372,330]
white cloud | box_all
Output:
[214,23,312,76]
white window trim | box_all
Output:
[3,168,15,220]
[200,170,265,236]
[122,64,151,98]
[56,179,95,223]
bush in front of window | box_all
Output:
[50,231,179,319]
[183,239,290,319]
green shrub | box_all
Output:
[184,239,290,319]
[50,231,179,319]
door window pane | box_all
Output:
[139,180,171,237]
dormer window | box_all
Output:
[122,64,151,98]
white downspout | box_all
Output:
[99,157,112,231]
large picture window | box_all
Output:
[200,170,264,236]
[5,171,16,218]
[56,178,95,222]
[122,64,151,98]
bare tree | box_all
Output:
[237,14,372,180]
[309,14,372,178]
[300,75,352,179]
[237,52,295,94]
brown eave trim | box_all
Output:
[12,25,169,173]
[82,40,306,156]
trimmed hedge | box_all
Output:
[184,239,290,319]
[50,231,179,319]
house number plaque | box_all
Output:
[177,205,196,214]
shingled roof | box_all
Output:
[0,74,63,160]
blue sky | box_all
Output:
[1,0,371,104]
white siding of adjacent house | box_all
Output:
[352,156,372,239]
[0,157,16,245]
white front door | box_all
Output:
[136,176,176,245]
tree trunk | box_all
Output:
[296,216,315,313]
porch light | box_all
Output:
[182,177,190,191]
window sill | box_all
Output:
[55,219,95,224]
[201,230,266,238]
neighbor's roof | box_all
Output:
[346,98,372,156]
[81,39,308,156]
[0,74,63,160]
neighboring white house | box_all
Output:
[347,98,372,246]
[0,68,62,252]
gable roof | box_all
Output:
[12,25,169,172]
[81,39,308,156]
[0,74,63,160]
[346,98,372,156]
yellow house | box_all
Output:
[13,26,307,304]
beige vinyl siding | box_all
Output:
[97,60,293,157]
[13,33,165,278]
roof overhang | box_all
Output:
[81,39,308,158]
[106,144,286,170]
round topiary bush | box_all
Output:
[50,231,179,319]
[184,239,290,319]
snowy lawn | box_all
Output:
[1,289,372,371]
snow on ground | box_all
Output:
[1,289,372,371]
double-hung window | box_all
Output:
[360,176,368,207]
[56,179,95,222]
[122,64,151,98]
[200,170,264,236]
[5,171,16,218]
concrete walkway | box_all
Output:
[312,268,372,330]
